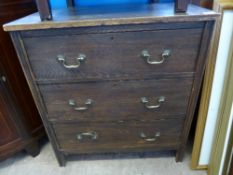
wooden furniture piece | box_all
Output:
[199,0,213,9]
[0,0,44,161]
[35,0,190,21]
[4,3,218,166]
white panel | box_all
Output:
[199,10,233,165]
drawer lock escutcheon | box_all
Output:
[141,96,165,109]
[141,49,171,65]
[57,54,86,69]
[140,132,161,142]
[77,132,98,141]
[68,99,93,111]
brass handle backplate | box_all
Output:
[68,99,93,111]
[140,132,161,142]
[77,132,98,141]
[141,49,171,64]
[141,96,165,109]
[57,54,86,69]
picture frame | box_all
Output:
[208,13,233,174]
[191,0,233,170]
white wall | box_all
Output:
[199,10,233,165]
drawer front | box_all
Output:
[53,119,183,153]
[24,28,202,82]
[39,78,193,121]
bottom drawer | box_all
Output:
[52,119,183,153]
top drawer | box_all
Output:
[23,27,203,82]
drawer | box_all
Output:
[23,28,202,82]
[53,119,183,153]
[39,78,193,121]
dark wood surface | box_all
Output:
[175,20,215,161]
[3,3,219,31]
[0,71,21,160]
[53,119,183,153]
[199,0,213,9]
[0,0,44,161]
[23,26,202,82]
[40,78,192,122]
[34,0,52,21]
[35,0,52,21]
[175,0,189,12]
[7,5,218,166]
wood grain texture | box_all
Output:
[52,119,183,153]
[3,3,219,31]
[39,78,193,122]
[0,78,20,147]
[0,0,41,137]
[0,0,44,161]
[23,27,202,82]
[176,20,215,162]
[10,31,67,166]
[20,21,205,37]
[7,5,218,166]
[0,68,40,160]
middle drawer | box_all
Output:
[39,78,193,122]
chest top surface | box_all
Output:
[3,3,219,32]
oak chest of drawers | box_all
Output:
[4,3,218,166]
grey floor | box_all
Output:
[0,139,206,175]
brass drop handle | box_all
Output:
[140,132,161,142]
[77,132,98,140]
[141,96,165,109]
[141,49,171,64]
[68,99,93,111]
[57,54,86,69]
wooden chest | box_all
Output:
[3,3,218,166]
